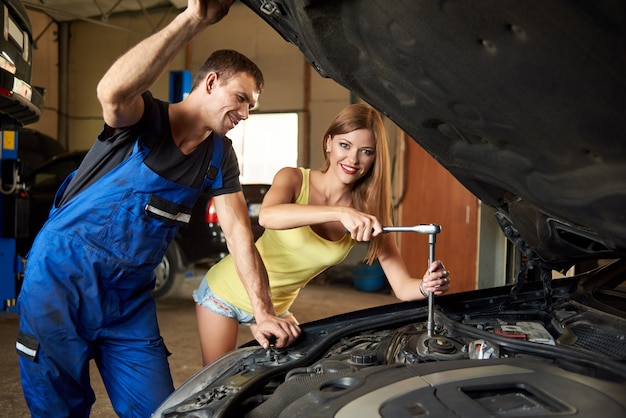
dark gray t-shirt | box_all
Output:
[60,91,241,205]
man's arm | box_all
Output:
[213,192,301,349]
[96,0,235,129]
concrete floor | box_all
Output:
[0,268,399,417]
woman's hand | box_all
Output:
[420,260,451,297]
[339,207,383,241]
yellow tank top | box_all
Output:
[206,168,355,316]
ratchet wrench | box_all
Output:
[382,224,441,337]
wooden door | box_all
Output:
[398,137,478,293]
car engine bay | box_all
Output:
[156,260,626,417]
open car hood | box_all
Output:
[241,0,626,268]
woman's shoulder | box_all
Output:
[270,166,302,191]
[275,166,302,178]
[276,166,318,180]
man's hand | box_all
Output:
[98,0,237,128]
[250,315,301,349]
[187,0,236,25]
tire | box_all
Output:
[152,241,185,299]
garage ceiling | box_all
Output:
[23,0,186,29]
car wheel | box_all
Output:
[152,241,184,299]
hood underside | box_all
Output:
[242,0,626,265]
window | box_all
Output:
[227,113,299,184]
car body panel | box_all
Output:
[240,0,626,268]
[0,0,44,128]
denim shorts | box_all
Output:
[193,278,256,325]
[193,277,292,326]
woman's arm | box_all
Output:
[259,167,383,241]
[377,234,451,301]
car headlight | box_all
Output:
[151,347,258,417]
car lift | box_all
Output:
[0,130,27,314]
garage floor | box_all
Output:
[0,267,398,417]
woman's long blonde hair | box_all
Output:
[320,103,392,264]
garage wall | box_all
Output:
[27,11,60,143]
[27,3,350,172]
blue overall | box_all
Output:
[16,134,223,417]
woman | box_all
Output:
[194,103,451,365]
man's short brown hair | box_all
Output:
[192,49,264,93]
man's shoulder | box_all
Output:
[219,133,235,148]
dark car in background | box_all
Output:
[152,1,626,417]
[16,128,66,178]
[15,151,84,257]
[0,0,44,128]
[154,182,269,298]
[18,150,269,298]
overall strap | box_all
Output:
[206,134,224,189]
[139,96,224,190]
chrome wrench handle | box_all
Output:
[383,224,441,337]
[382,224,441,235]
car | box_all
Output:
[0,0,45,128]
[16,128,66,178]
[17,150,269,298]
[151,1,626,417]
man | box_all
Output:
[15,1,300,416]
